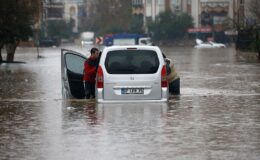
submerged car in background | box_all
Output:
[61,46,169,103]
[194,39,226,49]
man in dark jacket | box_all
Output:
[83,47,100,99]
[163,53,180,95]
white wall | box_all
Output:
[64,3,78,33]
[191,0,199,27]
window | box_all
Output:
[158,0,165,5]
[47,8,63,18]
[105,50,159,74]
[132,0,142,5]
[70,6,76,17]
[65,53,85,74]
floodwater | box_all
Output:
[0,45,260,160]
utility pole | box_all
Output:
[37,0,45,58]
[143,0,148,34]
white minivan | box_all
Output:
[96,45,168,103]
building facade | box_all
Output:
[132,0,249,31]
[63,0,84,34]
[42,0,84,37]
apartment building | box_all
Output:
[42,0,85,36]
[132,0,249,31]
[43,0,64,20]
[63,0,85,33]
[233,0,257,27]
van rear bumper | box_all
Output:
[96,98,168,103]
[96,88,168,103]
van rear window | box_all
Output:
[105,50,159,74]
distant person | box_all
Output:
[83,47,100,99]
[256,31,260,60]
[163,53,180,95]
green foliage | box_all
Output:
[0,0,38,44]
[148,11,193,41]
[236,27,259,51]
[85,0,132,34]
[129,14,144,34]
[105,13,144,34]
[46,20,73,39]
[106,25,126,34]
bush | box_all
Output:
[148,11,193,41]
[46,20,73,39]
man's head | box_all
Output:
[90,47,99,59]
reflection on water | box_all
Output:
[63,100,102,126]
[0,46,260,160]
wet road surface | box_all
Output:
[0,45,260,160]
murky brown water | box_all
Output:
[0,45,260,160]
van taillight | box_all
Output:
[97,65,103,88]
[161,65,168,87]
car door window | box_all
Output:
[65,53,85,74]
[105,50,159,74]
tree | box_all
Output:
[0,0,40,62]
[248,0,260,23]
[130,14,144,34]
[82,0,132,35]
[148,11,193,41]
[47,20,73,39]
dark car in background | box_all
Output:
[39,38,60,47]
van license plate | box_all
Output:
[122,88,144,94]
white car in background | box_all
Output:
[80,31,94,46]
[194,39,226,49]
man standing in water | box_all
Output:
[163,53,180,95]
[83,47,100,99]
[256,31,260,60]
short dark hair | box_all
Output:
[90,47,99,54]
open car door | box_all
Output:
[61,49,87,99]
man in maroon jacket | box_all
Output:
[83,47,100,99]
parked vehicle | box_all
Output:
[194,39,226,49]
[104,33,153,46]
[80,31,94,46]
[39,38,60,47]
[61,46,169,102]
[96,45,168,103]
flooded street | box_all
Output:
[0,45,260,160]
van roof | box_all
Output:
[104,45,159,50]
